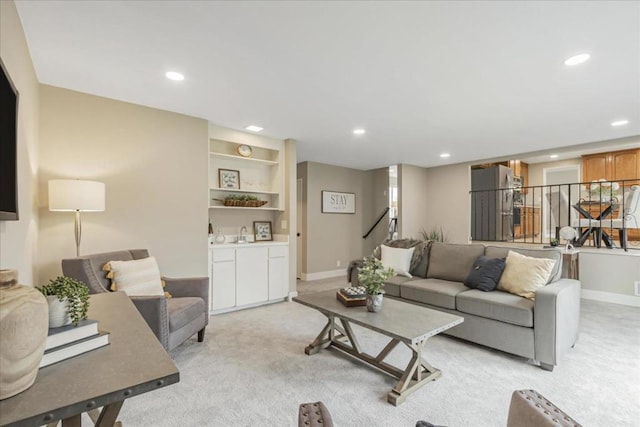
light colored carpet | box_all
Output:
[117,292,640,426]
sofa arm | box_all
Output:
[534,278,581,369]
[131,295,169,350]
[163,276,209,307]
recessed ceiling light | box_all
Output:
[550,154,559,159]
[611,119,629,127]
[440,153,450,158]
[353,128,366,135]
[165,71,184,81]
[244,125,263,132]
[564,53,590,66]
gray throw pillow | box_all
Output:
[464,256,506,292]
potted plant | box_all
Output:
[38,276,90,327]
[550,238,559,247]
[357,257,394,312]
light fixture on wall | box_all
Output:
[48,179,105,256]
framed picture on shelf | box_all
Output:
[253,221,273,241]
[219,169,240,189]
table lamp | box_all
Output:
[49,179,105,256]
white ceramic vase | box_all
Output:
[0,269,49,400]
[47,295,71,328]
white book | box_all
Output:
[45,319,99,351]
[40,331,110,368]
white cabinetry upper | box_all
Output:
[209,138,284,211]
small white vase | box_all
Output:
[47,296,71,328]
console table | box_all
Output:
[0,292,179,427]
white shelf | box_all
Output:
[208,206,280,211]
[209,152,278,166]
[210,187,278,195]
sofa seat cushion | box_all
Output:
[456,289,534,327]
[167,297,206,332]
[383,275,414,297]
[400,278,468,309]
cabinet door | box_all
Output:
[268,247,289,300]
[582,153,610,182]
[236,247,269,306]
[611,149,639,184]
[211,248,236,310]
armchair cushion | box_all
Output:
[167,298,206,332]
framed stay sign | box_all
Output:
[321,191,355,214]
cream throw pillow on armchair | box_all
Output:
[497,250,556,300]
[103,256,165,297]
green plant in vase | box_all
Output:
[357,257,394,312]
[39,276,90,326]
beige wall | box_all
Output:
[425,163,472,244]
[38,86,209,282]
[0,0,40,284]
[297,161,388,275]
[397,164,430,239]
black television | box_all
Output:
[0,56,18,221]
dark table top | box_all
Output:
[0,292,179,427]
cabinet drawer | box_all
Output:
[268,246,287,258]
[213,248,235,262]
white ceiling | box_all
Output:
[15,1,640,170]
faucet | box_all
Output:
[238,226,248,243]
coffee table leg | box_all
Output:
[387,339,441,406]
[304,316,334,355]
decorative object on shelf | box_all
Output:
[321,190,356,214]
[0,269,49,400]
[237,144,253,157]
[549,238,559,247]
[253,221,273,241]
[218,169,240,190]
[559,226,578,251]
[357,257,394,313]
[38,276,90,327]
[208,222,213,235]
[48,179,106,256]
[214,194,268,207]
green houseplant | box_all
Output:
[419,226,448,243]
[357,257,394,312]
[39,276,90,327]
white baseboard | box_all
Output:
[301,269,346,281]
[287,291,298,301]
[581,289,640,307]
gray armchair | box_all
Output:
[62,249,209,352]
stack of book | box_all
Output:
[336,286,367,307]
[40,319,110,368]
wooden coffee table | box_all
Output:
[293,290,463,406]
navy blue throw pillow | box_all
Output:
[463,256,506,292]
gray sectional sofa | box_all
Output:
[350,242,581,371]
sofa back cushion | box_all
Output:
[484,246,562,283]
[427,243,485,282]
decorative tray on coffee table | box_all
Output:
[336,286,367,307]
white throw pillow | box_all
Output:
[381,245,415,278]
[497,251,556,300]
[104,256,165,297]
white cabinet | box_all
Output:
[209,243,289,313]
[236,246,269,306]
[268,246,289,300]
[211,248,236,310]
[209,139,284,211]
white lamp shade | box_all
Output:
[48,180,105,212]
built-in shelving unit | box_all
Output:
[208,138,284,211]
